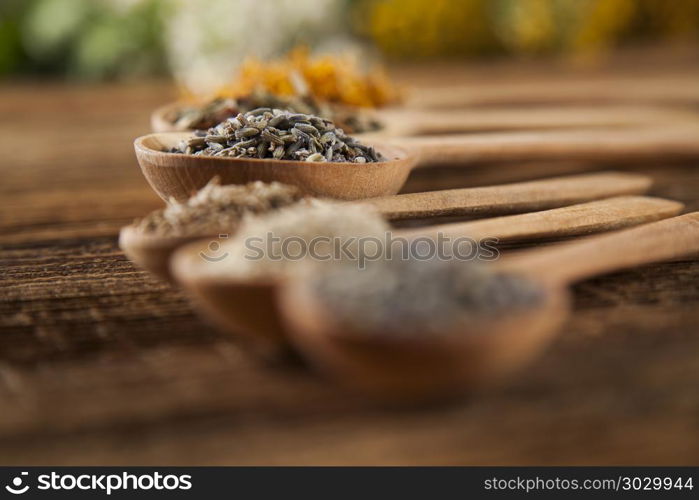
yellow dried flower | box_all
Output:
[198,47,401,108]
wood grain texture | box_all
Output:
[121,172,654,283]
[505,212,699,285]
[407,71,699,108]
[398,126,699,167]
[170,196,681,364]
[364,171,652,220]
[375,106,697,135]
[2,55,699,465]
[400,196,683,241]
[135,133,414,201]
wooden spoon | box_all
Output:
[389,126,699,169]
[281,212,699,402]
[134,133,412,202]
[120,171,652,281]
[135,127,699,202]
[368,106,695,137]
[151,101,689,135]
[171,196,683,358]
[406,74,699,109]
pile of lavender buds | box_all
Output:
[173,92,381,133]
[172,108,383,163]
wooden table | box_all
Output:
[2,58,699,464]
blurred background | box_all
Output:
[2,0,698,93]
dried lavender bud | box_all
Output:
[173,98,240,130]
[171,108,385,163]
[172,91,382,134]
[305,258,545,336]
[133,178,303,237]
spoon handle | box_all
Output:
[380,106,690,136]
[406,77,699,109]
[397,196,683,242]
[391,127,699,167]
[502,212,699,285]
[362,171,651,220]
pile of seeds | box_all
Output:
[174,98,240,131]
[173,92,381,133]
[202,200,390,278]
[172,108,384,163]
[304,257,545,336]
[133,178,303,237]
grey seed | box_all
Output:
[306,153,327,162]
[186,137,206,148]
[294,148,310,160]
[268,115,288,128]
[286,140,302,156]
[273,145,285,159]
[204,135,227,144]
[261,129,284,145]
[294,123,320,136]
[236,139,257,149]
[252,119,269,130]
[310,116,326,128]
[214,146,236,156]
[227,117,242,129]
[292,128,311,144]
[235,127,260,139]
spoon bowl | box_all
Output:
[280,275,568,402]
[173,239,286,358]
[134,133,414,202]
[118,225,206,282]
[280,213,699,402]
[137,125,699,203]
[150,101,183,133]
[122,172,653,282]
[170,196,681,359]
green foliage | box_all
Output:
[1,0,698,78]
[2,0,167,79]
[0,0,28,75]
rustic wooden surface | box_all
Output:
[2,55,699,464]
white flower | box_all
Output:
[165,0,346,96]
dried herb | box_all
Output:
[174,91,381,134]
[305,258,544,336]
[133,178,303,237]
[202,200,390,278]
[172,108,384,163]
[197,47,401,109]
[174,98,240,131]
